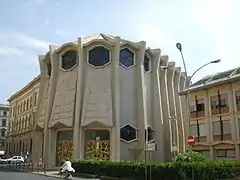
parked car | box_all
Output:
[0,157,8,164]
[1,156,24,164]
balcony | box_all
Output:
[191,111,205,118]
[196,136,207,143]
[212,106,230,115]
[213,133,232,141]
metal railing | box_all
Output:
[4,160,34,172]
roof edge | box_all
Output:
[7,74,41,102]
[179,75,240,95]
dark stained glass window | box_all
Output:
[145,126,155,142]
[144,54,151,72]
[61,51,77,70]
[120,124,137,142]
[88,46,110,67]
[47,62,52,76]
[119,48,134,68]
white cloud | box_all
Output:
[0,32,51,63]
[13,33,50,50]
[0,46,25,56]
[134,0,240,81]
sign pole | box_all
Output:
[187,136,196,180]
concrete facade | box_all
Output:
[0,104,9,152]
[7,34,187,168]
[180,67,240,160]
[6,75,40,158]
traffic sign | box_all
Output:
[146,143,157,151]
[187,136,196,146]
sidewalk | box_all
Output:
[32,171,100,179]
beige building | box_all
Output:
[6,75,40,157]
[8,34,187,168]
[0,104,9,152]
[180,67,240,160]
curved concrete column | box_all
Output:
[166,62,178,156]
[173,67,185,152]
[111,36,121,161]
[73,37,84,159]
[136,41,147,159]
[150,49,165,162]
[159,56,171,161]
[43,45,59,169]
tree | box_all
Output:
[174,151,205,162]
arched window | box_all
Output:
[27,99,29,110]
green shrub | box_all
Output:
[72,160,238,180]
[174,151,206,162]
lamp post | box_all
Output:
[175,42,220,136]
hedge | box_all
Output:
[72,160,240,180]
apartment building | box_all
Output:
[6,75,40,157]
[180,67,240,160]
[0,104,9,151]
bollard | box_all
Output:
[31,162,33,172]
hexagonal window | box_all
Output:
[145,126,155,142]
[144,54,151,72]
[120,124,137,142]
[61,50,77,70]
[119,48,134,68]
[88,46,110,67]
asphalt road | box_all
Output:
[0,167,57,180]
[0,165,98,180]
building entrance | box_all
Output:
[84,130,110,160]
[56,131,73,166]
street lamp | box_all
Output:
[175,42,221,137]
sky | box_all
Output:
[0,0,240,103]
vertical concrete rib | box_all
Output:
[159,56,171,161]
[43,45,58,168]
[151,49,164,161]
[112,36,121,160]
[166,62,178,155]
[136,41,147,158]
[174,67,185,152]
[73,37,84,159]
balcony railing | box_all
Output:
[196,136,207,143]
[237,102,240,112]
[213,133,232,141]
[211,106,230,115]
[190,111,205,118]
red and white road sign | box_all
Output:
[187,136,196,146]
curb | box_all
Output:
[3,167,33,173]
